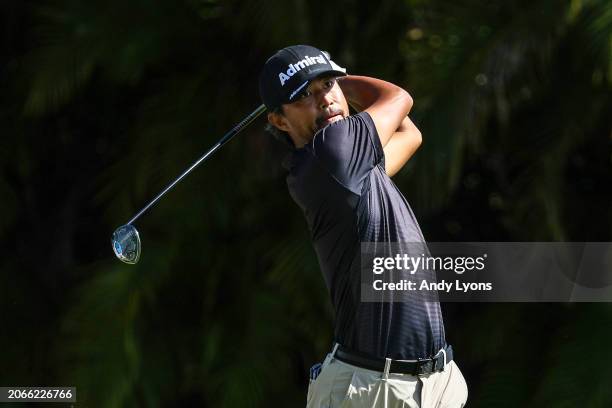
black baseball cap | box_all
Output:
[259,45,347,110]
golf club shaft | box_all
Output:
[127,104,267,226]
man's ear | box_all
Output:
[268,111,291,133]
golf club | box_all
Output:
[111,104,267,264]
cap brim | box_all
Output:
[286,69,348,103]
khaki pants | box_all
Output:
[306,347,468,408]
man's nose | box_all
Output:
[318,91,334,109]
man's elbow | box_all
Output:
[397,88,413,115]
[405,117,422,150]
[413,127,422,149]
[387,86,413,115]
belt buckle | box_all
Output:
[415,357,427,377]
[416,348,447,376]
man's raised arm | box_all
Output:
[339,75,422,176]
[383,116,422,177]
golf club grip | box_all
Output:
[126,104,267,226]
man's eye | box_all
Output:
[324,79,335,88]
[298,90,312,100]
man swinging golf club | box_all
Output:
[260,45,468,407]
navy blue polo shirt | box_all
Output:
[284,111,445,360]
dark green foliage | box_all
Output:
[0,0,610,406]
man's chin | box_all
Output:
[316,114,345,130]
[327,114,344,124]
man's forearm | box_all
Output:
[339,75,414,139]
[383,116,422,177]
[339,75,412,114]
[338,75,420,176]
[338,75,413,149]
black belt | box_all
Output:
[334,344,453,376]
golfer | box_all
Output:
[259,45,468,407]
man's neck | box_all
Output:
[291,134,313,149]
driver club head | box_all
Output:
[109,105,266,264]
[111,224,141,264]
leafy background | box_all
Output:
[1,0,611,406]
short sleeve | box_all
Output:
[311,112,384,194]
